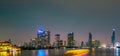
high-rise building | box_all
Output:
[45,30,51,46]
[80,41,84,48]
[30,38,37,48]
[37,29,50,47]
[88,32,92,48]
[55,34,60,47]
[111,29,115,47]
[92,40,100,48]
[55,34,60,42]
[67,32,74,47]
[63,41,67,46]
[59,40,63,47]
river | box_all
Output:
[0,48,120,56]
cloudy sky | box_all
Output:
[0,0,120,45]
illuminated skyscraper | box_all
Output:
[55,34,60,47]
[37,29,50,47]
[111,29,115,47]
[59,40,63,47]
[55,34,60,42]
[30,38,37,48]
[37,29,45,38]
[45,30,50,46]
[67,32,74,47]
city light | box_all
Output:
[115,42,120,48]
[113,28,116,31]
[65,49,89,56]
[37,50,45,56]
[38,29,45,34]
[0,41,21,56]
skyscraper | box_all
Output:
[55,34,60,42]
[45,30,51,46]
[88,32,92,48]
[37,29,50,47]
[55,34,60,47]
[67,32,74,47]
[111,29,115,47]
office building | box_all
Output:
[88,32,92,48]
[111,29,115,47]
[37,29,50,47]
[55,34,60,47]
[67,32,75,47]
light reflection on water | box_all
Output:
[37,50,45,56]
[115,48,120,56]
[0,50,21,56]
[1,48,120,56]
[65,49,89,56]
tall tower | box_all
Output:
[88,32,92,48]
[55,34,60,47]
[68,32,74,47]
[45,30,50,46]
[37,29,50,47]
[37,29,45,38]
[37,29,45,47]
[55,34,60,42]
[111,29,115,47]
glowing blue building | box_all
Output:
[37,29,50,47]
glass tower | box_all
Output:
[68,32,74,47]
[111,29,115,47]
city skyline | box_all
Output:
[0,0,120,45]
[0,28,119,45]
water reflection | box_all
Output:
[37,50,45,56]
[115,48,120,56]
[0,50,21,56]
[22,48,120,56]
[10,48,120,56]
[44,50,48,56]
[88,48,120,56]
[65,49,89,56]
[89,48,95,56]
[36,49,66,56]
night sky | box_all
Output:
[0,0,120,45]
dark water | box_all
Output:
[20,48,120,56]
[0,48,120,56]
[20,49,66,56]
[89,48,120,56]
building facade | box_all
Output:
[67,32,75,47]
[88,32,92,48]
[54,34,61,47]
[111,29,115,47]
[37,29,50,47]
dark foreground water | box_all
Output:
[0,48,120,56]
